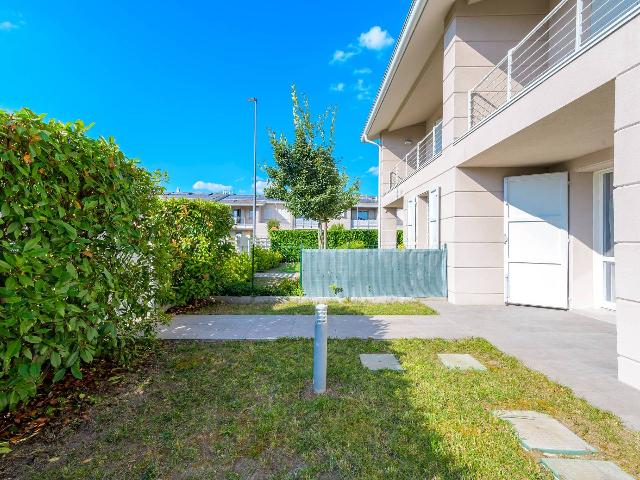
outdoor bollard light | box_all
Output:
[313,304,328,394]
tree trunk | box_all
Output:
[317,223,323,249]
[322,221,328,249]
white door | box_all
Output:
[504,172,569,309]
[406,197,416,249]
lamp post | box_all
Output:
[248,97,258,291]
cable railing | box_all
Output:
[468,0,640,129]
[388,120,442,193]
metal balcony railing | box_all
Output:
[293,218,319,229]
[468,0,640,129]
[351,219,377,229]
[387,120,442,193]
[233,216,254,227]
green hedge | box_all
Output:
[0,109,172,410]
[158,199,239,306]
[269,229,378,261]
[253,246,282,272]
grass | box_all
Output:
[188,300,438,315]
[4,339,640,479]
[272,262,300,273]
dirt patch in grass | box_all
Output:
[2,339,639,479]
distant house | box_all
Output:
[162,192,386,238]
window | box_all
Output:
[595,170,615,310]
[602,171,615,305]
[356,210,369,221]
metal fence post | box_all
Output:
[313,304,328,394]
[299,246,303,292]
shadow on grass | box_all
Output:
[1,340,470,479]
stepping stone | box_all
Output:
[496,411,597,455]
[541,459,635,480]
[359,354,404,371]
[438,353,487,371]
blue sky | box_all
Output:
[0,1,408,196]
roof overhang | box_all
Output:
[363,0,457,139]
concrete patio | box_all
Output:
[159,300,640,430]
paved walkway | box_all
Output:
[159,300,640,430]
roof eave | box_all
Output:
[362,0,427,139]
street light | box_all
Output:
[248,97,258,292]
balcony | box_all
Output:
[351,219,377,229]
[293,218,319,229]
[233,216,254,228]
[469,0,640,130]
[387,120,443,194]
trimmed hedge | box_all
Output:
[0,109,172,410]
[269,229,378,261]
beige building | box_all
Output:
[364,0,640,389]
[163,192,380,238]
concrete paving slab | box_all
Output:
[359,354,404,371]
[438,353,487,371]
[541,459,635,480]
[496,411,597,455]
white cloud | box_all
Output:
[0,21,18,31]
[330,82,345,92]
[254,179,269,195]
[353,67,372,75]
[354,78,372,101]
[367,166,379,176]
[358,26,394,50]
[192,180,232,192]
[331,49,357,63]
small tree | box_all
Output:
[265,86,359,248]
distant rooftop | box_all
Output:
[162,192,378,205]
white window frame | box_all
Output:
[593,168,616,310]
[428,187,441,249]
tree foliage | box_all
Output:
[265,86,359,248]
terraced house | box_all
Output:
[364,0,640,388]
[163,192,381,238]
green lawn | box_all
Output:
[5,339,640,479]
[189,300,437,315]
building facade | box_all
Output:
[364,0,640,389]
[163,193,380,238]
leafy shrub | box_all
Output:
[337,240,366,249]
[0,109,172,411]
[397,229,404,249]
[253,246,282,272]
[158,198,237,305]
[266,219,280,231]
[327,229,377,250]
[269,229,378,261]
[328,224,345,232]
